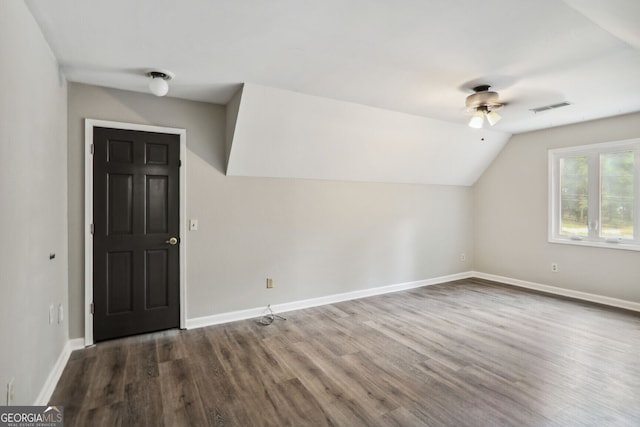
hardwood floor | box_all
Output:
[50,279,640,426]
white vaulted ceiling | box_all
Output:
[25,0,640,185]
[226,84,510,185]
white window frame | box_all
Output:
[549,138,640,252]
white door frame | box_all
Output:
[84,119,187,346]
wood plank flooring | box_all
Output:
[50,279,640,426]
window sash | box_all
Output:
[599,150,635,241]
[549,139,640,251]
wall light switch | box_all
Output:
[189,219,198,231]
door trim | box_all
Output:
[84,119,187,346]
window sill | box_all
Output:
[549,237,640,252]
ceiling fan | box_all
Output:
[465,85,504,128]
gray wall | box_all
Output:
[67,83,474,338]
[474,112,640,302]
[0,2,68,404]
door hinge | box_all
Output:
[178,159,182,167]
[90,143,94,155]
[90,302,94,314]
[90,223,94,235]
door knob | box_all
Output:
[165,237,178,245]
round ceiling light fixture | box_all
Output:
[146,69,174,97]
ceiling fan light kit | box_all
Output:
[466,85,504,129]
[485,110,501,126]
[146,69,174,97]
[468,109,485,129]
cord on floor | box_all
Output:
[257,304,287,326]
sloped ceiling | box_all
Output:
[25,0,640,184]
[227,84,510,185]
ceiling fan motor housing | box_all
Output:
[466,85,503,111]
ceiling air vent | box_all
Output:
[529,102,571,114]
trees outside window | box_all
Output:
[549,139,639,251]
[600,151,634,239]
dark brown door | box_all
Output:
[93,127,180,342]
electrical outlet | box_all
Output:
[551,263,559,273]
[7,377,14,406]
[266,278,274,289]
[460,253,466,262]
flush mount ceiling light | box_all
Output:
[145,69,174,97]
[466,85,504,129]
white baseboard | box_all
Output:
[35,338,85,405]
[186,272,473,329]
[472,271,640,313]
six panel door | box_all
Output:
[93,127,180,342]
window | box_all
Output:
[549,138,640,251]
